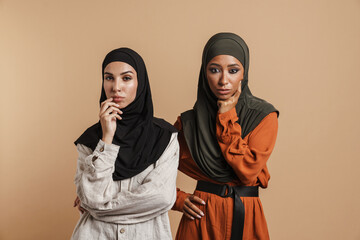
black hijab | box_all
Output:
[181,33,279,183]
[75,48,177,181]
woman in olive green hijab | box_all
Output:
[172,33,279,240]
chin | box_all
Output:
[217,95,232,101]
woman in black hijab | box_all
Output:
[172,33,279,240]
[71,48,179,240]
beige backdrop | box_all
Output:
[1,0,360,239]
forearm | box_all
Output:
[76,133,180,223]
[216,109,278,184]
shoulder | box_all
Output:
[246,94,278,116]
[74,122,101,149]
[76,143,93,159]
[157,132,179,163]
[249,112,278,139]
[153,117,178,133]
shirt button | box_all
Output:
[92,156,98,162]
[100,147,104,152]
[120,228,125,234]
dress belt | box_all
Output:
[196,180,259,240]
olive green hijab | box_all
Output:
[181,33,279,183]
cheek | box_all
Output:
[128,81,138,100]
[207,76,217,91]
[232,75,243,89]
[103,82,112,97]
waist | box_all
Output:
[195,180,259,198]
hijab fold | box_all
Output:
[75,48,177,181]
[181,33,279,183]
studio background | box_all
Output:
[1,0,360,239]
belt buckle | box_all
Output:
[221,184,233,198]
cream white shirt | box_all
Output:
[71,133,179,240]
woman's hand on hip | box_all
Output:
[99,98,122,144]
[183,194,206,220]
[73,196,86,214]
[217,84,241,114]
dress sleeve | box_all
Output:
[172,188,190,212]
[216,108,278,185]
[75,133,179,224]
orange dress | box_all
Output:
[172,108,278,240]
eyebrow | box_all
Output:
[120,71,134,75]
[208,63,240,67]
[104,71,134,75]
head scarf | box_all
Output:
[181,33,279,183]
[75,47,177,180]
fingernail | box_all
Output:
[190,216,194,220]
[202,201,206,205]
[197,215,201,218]
[200,211,204,216]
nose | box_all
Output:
[218,72,229,86]
[112,78,122,92]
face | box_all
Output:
[103,61,138,109]
[206,55,244,100]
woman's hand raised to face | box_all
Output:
[217,84,241,114]
[100,98,123,144]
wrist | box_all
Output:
[102,135,113,145]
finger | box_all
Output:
[77,204,85,213]
[191,196,206,205]
[183,211,195,220]
[238,81,242,92]
[79,206,86,214]
[217,100,224,109]
[107,112,122,121]
[100,98,113,109]
[100,103,121,116]
[235,86,241,97]
[184,204,202,218]
[74,197,79,207]
[102,106,122,118]
[186,200,204,217]
[187,196,205,215]
[100,100,121,115]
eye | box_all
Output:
[229,68,240,74]
[123,76,132,81]
[209,68,220,73]
[104,75,113,80]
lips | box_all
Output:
[112,96,125,102]
[217,89,231,95]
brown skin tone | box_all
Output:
[74,61,138,213]
[183,55,244,220]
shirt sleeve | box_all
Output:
[216,108,278,185]
[75,133,179,224]
[171,117,191,212]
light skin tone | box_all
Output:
[101,61,138,144]
[74,61,138,213]
[183,54,244,220]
